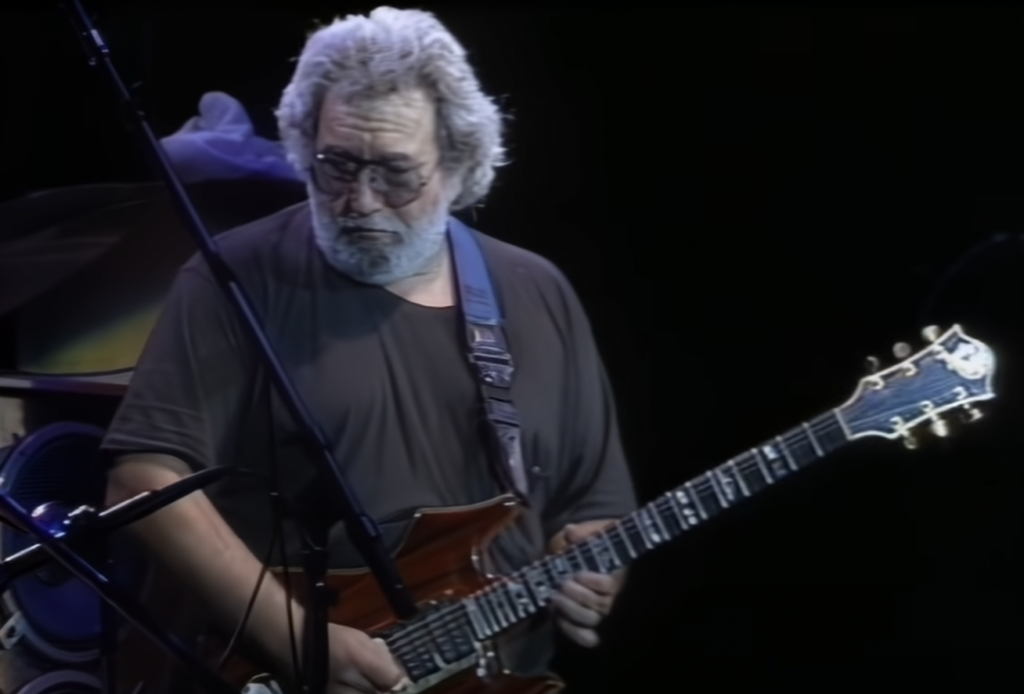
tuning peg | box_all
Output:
[892,342,912,359]
[901,432,919,449]
[865,356,881,373]
[921,325,941,342]
[929,418,949,438]
[960,405,983,422]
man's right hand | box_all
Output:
[106,458,409,693]
[327,624,408,694]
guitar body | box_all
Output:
[220,495,562,694]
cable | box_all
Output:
[917,232,1014,325]
[215,492,281,672]
[266,379,303,687]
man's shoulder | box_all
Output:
[181,202,310,274]
[464,224,589,330]
[471,226,568,290]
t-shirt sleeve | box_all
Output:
[101,262,254,473]
[542,271,638,538]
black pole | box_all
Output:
[100,549,118,694]
[57,1,419,690]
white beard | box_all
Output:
[308,186,451,286]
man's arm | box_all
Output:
[99,264,306,674]
[532,266,637,648]
[107,454,304,676]
[101,258,407,691]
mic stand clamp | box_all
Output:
[301,520,332,694]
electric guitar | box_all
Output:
[228,324,996,694]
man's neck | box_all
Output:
[384,242,454,307]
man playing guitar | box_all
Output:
[102,7,637,693]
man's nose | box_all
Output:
[337,171,385,217]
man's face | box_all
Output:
[308,86,457,285]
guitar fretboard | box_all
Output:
[385,410,848,682]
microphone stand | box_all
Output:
[57,3,420,693]
[0,486,238,694]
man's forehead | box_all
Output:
[319,103,433,132]
[316,88,437,150]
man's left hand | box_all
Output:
[549,520,626,648]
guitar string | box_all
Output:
[384,415,842,661]
[385,415,841,662]
[384,415,842,663]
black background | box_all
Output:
[2,2,1023,692]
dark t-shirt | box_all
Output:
[100,202,637,675]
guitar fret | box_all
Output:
[503,580,534,617]
[399,646,435,681]
[685,481,708,520]
[749,448,774,485]
[492,591,513,627]
[627,514,652,549]
[803,422,824,457]
[551,555,572,583]
[734,452,768,494]
[673,488,701,527]
[666,492,690,530]
[626,516,649,553]
[523,565,553,605]
[498,583,520,619]
[579,542,602,573]
[707,471,729,508]
[821,413,849,451]
[446,612,476,661]
[464,597,491,638]
[728,460,750,497]
[481,593,504,629]
[636,508,661,545]
[694,475,723,516]
[784,428,818,468]
[648,505,671,541]
[613,524,637,559]
[714,466,740,503]
[657,496,686,534]
[566,547,584,573]
[776,436,798,471]
[760,442,791,479]
[598,536,618,569]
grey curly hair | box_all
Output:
[275,7,508,210]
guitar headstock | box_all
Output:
[836,324,995,448]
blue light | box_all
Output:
[29,502,74,539]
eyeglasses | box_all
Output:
[309,150,435,209]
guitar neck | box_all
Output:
[461,409,849,638]
[382,410,851,682]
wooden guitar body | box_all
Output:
[221,495,563,694]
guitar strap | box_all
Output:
[447,216,530,506]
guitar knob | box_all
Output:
[865,356,881,373]
[929,418,949,438]
[921,325,941,342]
[901,432,919,449]
[961,405,983,422]
[892,342,912,359]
